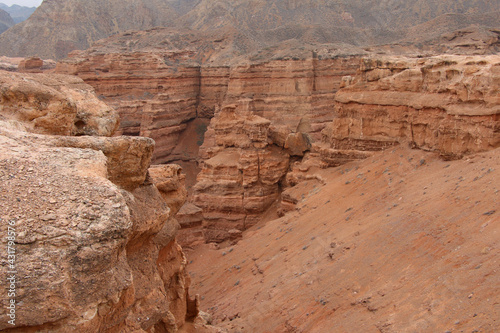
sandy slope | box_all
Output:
[186,146,499,332]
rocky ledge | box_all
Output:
[0,71,215,332]
[316,55,500,166]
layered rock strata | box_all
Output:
[0,72,205,332]
[56,49,201,164]
[193,105,290,242]
[55,40,361,164]
[316,55,500,166]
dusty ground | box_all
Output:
[185,146,499,333]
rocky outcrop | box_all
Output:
[0,56,56,72]
[17,57,43,73]
[193,105,290,242]
[56,48,202,164]
[316,55,500,166]
[176,203,205,248]
[0,71,119,137]
[0,72,203,332]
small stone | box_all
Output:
[41,214,57,221]
[481,247,491,255]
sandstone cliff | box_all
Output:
[0,72,212,332]
[0,71,119,137]
[55,31,362,165]
[56,41,500,243]
[193,105,291,242]
[316,55,500,167]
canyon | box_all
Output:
[1,44,499,333]
[0,1,498,332]
[55,39,500,244]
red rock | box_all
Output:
[18,57,44,73]
[176,203,205,248]
[193,106,290,242]
[317,55,500,166]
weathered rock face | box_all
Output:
[56,49,201,164]
[193,105,290,242]
[0,72,202,332]
[222,57,361,143]
[55,34,361,164]
[0,56,56,72]
[0,71,119,137]
[316,55,500,166]
[17,57,44,73]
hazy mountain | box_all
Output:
[0,0,498,59]
[0,0,200,59]
[0,3,36,23]
[0,7,14,34]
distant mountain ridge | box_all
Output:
[0,7,14,34]
[0,0,498,59]
[0,3,36,23]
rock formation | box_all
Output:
[193,105,290,242]
[0,56,56,72]
[55,30,500,243]
[0,71,119,137]
[0,71,210,332]
[316,55,500,166]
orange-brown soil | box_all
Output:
[186,145,499,332]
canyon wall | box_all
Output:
[55,50,201,164]
[0,72,210,332]
[56,45,361,165]
[55,47,361,243]
[316,55,500,166]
